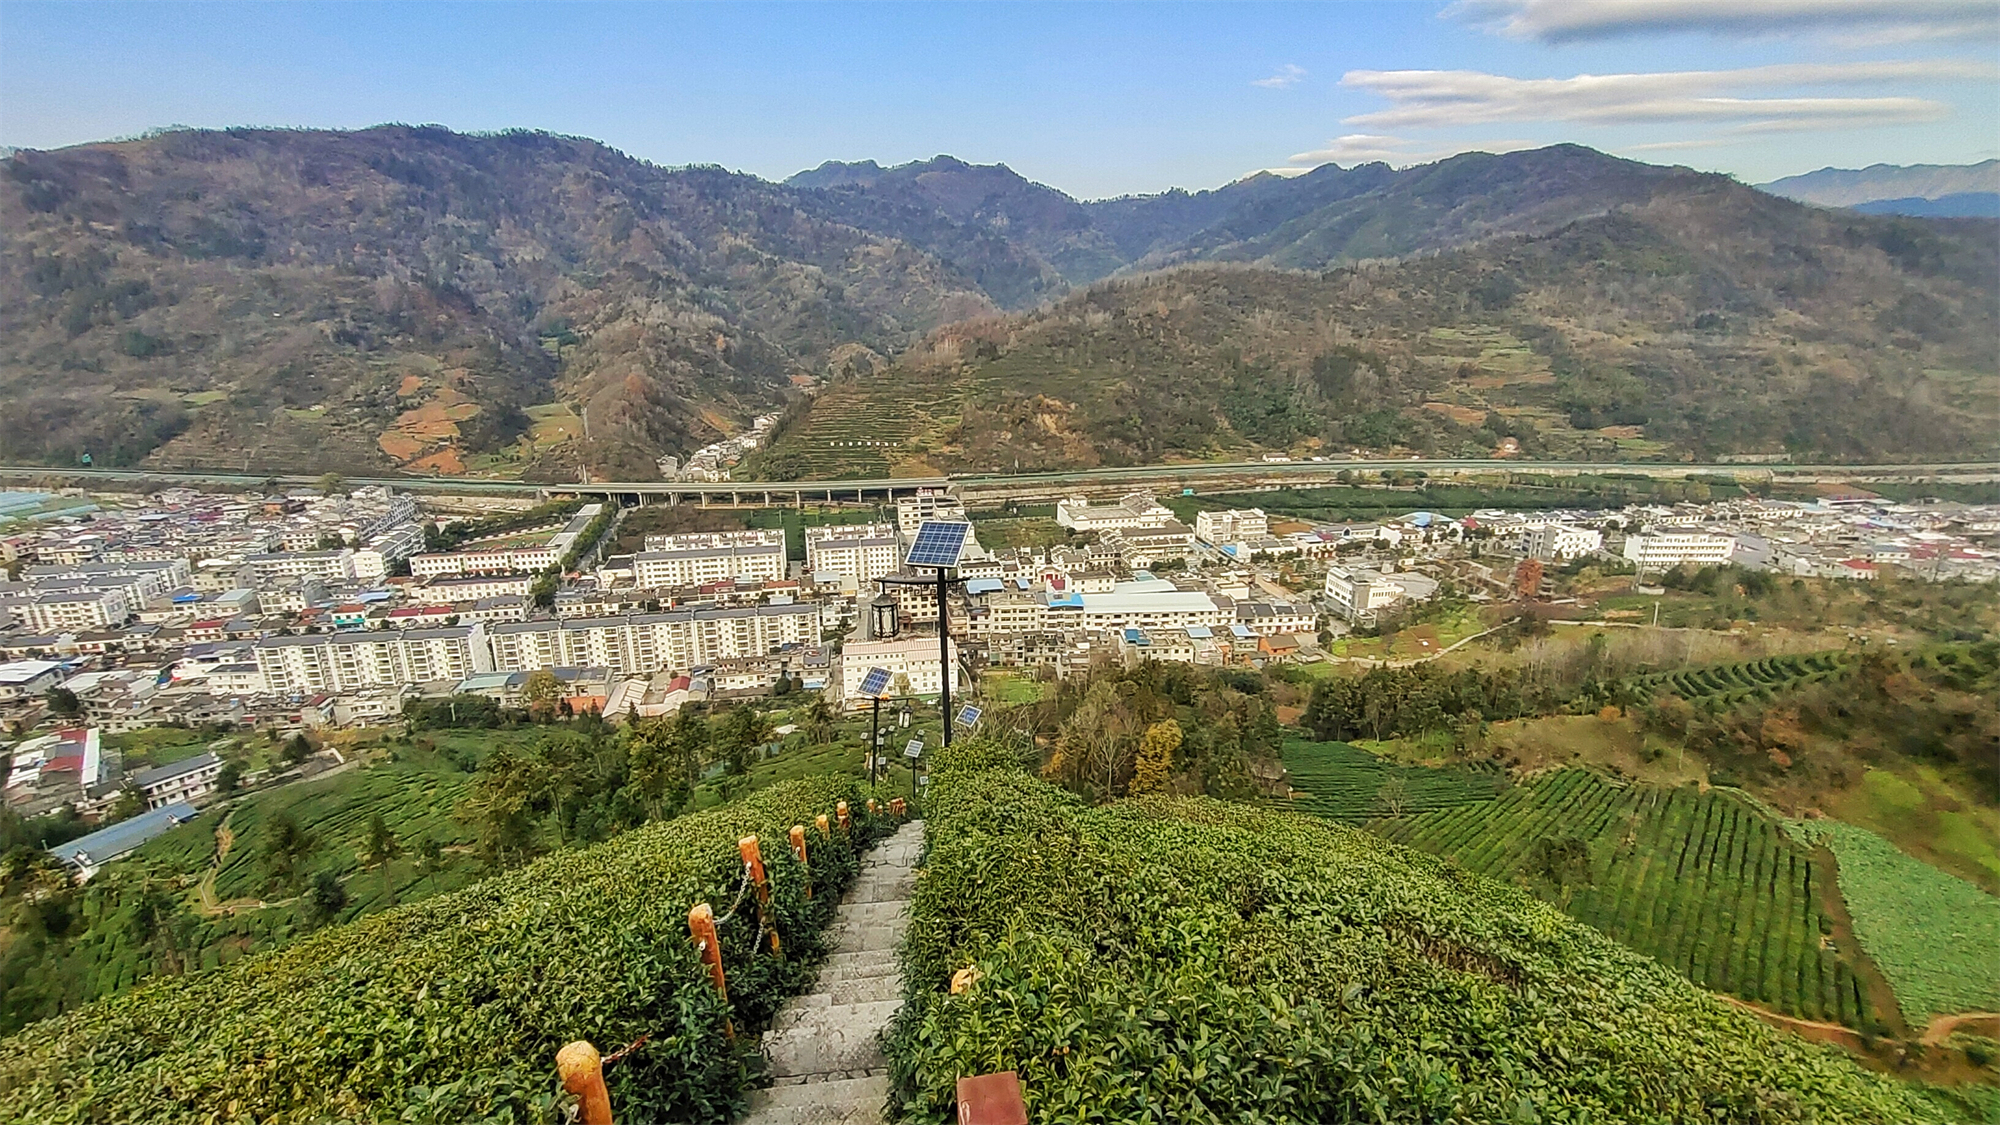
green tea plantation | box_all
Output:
[888,741,1947,1124]
[0,775,892,1125]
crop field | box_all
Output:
[886,743,1943,1124]
[1789,819,2000,1024]
[1276,737,1504,822]
[1619,651,1850,707]
[1378,771,1876,1026]
[755,371,969,479]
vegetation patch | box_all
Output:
[1789,819,2000,1025]
[0,775,890,1125]
[888,744,1943,1123]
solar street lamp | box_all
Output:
[878,519,971,750]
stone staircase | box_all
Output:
[742,819,924,1125]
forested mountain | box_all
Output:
[4,128,1994,479]
[0,127,998,479]
[753,176,1999,477]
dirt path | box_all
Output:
[1921,1012,2000,1046]
[1809,841,1909,1038]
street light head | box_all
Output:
[898,703,912,729]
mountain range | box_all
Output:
[1760,161,2000,218]
[2,128,1993,479]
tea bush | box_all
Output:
[889,747,1944,1124]
[0,775,892,1124]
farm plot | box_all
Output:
[1277,737,1504,823]
[1379,771,1877,1027]
[1789,819,2000,1024]
[1622,651,1850,708]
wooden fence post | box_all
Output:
[836,800,850,835]
[815,813,830,837]
[891,797,906,818]
[557,1041,614,1125]
[687,902,733,1038]
[739,835,781,954]
[867,798,879,817]
[789,824,811,900]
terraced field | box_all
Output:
[1379,771,1879,1026]
[1619,651,1851,707]
[1276,737,1505,823]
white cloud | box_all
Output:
[1286,133,1542,167]
[1450,0,1999,44]
[1340,60,1990,131]
[1252,64,1307,89]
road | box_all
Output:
[0,457,1993,507]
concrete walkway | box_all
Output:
[743,819,923,1125]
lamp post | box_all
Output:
[868,695,882,788]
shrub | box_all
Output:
[888,752,1943,1124]
[0,775,891,1124]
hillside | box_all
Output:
[1761,161,2000,208]
[751,177,1999,477]
[889,743,1950,1123]
[0,127,999,479]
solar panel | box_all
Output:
[859,666,891,698]
[903,738,925,759]
[956,705,982,729]
[906,520,972,568]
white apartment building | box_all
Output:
[131,752,226,809]
[805,523,902,590]
[409,547,561,579]
[246,550,358,584]
[1526,524,1604,562]
[632,530,786,588]
[1055,492,1174,532]
[254,624,493,695]
[409,573,535,604]
[487,603,819,678]
[1195,509,1269,544]
[896,490,968,534]
[837,636,963,706]
[353,523,425,581]
[1066,580,1229,634]
[18,588,132,632]
[1325,566,1407,623]
[22,559,191,604]
[1622,532,1736,570]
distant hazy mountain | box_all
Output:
[1759,161,1999,209]
[1851,192,2000,219]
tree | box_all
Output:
[280,733,314,768]
[317,472,345,497]
[1130,719,1183,796]
[214,760,242,794]
[802,693,836,746]
[301,869,347,927]
[359,812,401,903]
[1375,774,1410,818]
[455,748,544,871]
[126,868,192,976]
[43,687,80,718]
[626,717,695,822]
[261,813,316,894]
[108,786,146,823]
[522,669,563,722]
[714,704,767,777]
[414,834,445,894]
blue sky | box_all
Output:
[1,1,1994,198]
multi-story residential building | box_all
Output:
[1055,492,1174,532]
[1526,524,1605,562]
[837,636,963,706]
[632,530,786,588]
[1063,579,1229,635]
[22,559,191,604]
[132,752,226,809]
[245,550,357,584]
[1325,566,1407,623]
[352,522,425,581]
[18,588,132,632]
[1622,532,1736,571]
[895,490,968,534]
[805,523,902,589]
[409,573,535,604]
[409,547,561,578]
[487,602,819,678]
[254,624,492,694]
[1101,521,1196,562]
[1195,509,1269,544]
[1234,601,1317,637]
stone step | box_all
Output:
[764,1015,893,1077]
[772,996,900,1033]
[820,949,900,981]
[743,1074,888,1125]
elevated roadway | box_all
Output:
[0,458,1991,509]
